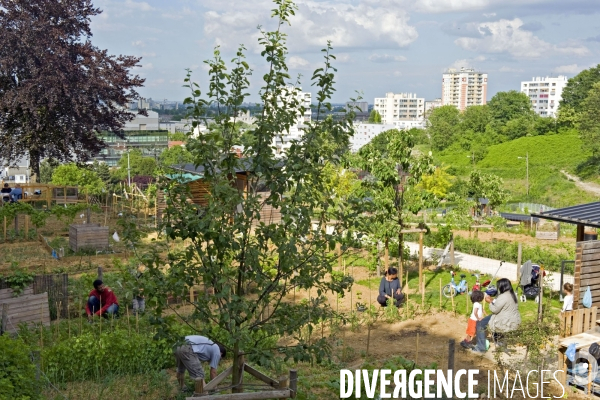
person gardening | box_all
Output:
[174,335,226,393]
[377,267,404,307]
[85,279,119,320]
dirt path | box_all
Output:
[562,170,600,197]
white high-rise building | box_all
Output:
[520,76,568,117]
[441,68,488,111]
[425,98,443,115]
[350,123,396,152]
[272,88,311,154]
[373,93,425,125]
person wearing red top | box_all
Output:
[86,279,119,320]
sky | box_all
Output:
[90,0,600,104]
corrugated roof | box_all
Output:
[500,212,540,223]
[531,201,600,228]
[164,173,202,183]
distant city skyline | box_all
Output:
[91,0,600,103]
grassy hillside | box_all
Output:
[431,132,599,207]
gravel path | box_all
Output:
[562,170,600,197]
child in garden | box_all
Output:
[461,290,485,348]
[562,283,573,312]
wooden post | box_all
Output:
[1,303,8,335]
[190,286,195,303]
[384,238,389,271]
[517,243,522,276]
[418,231,423,294]
[439,278,442,309]
[538,270,544,322]
[450,237,455,266]
[415,332,420,366]
[337,243,342,271]
[556,223,561,239]
[448,339,455,371]
[86,207,91,225]
[97,266,103,281]
[289,370,297,398]
[577,224,585,242]
[24,215,29,238]
[490,227,494,240]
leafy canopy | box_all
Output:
[0,0,144,177]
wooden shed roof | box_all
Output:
[531,201,600,228]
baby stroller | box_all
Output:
[518,260,543,303]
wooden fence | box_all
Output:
[1,274,69,320]
[573,240,600,309]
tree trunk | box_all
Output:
[29,148,41,183]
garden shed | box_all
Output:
[69,224,109,252]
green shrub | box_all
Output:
[43,329,174,382]
[0,335,40,400]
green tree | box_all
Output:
[140,1,357,391]
[159,145,193,168]
[487,90,534,127]
[460,105,491,134]
[467,170,509,209]
[579,82,600,156]
[51,163,105,195]
[368,109,382,123]
[39,159,56,183]
[427,105,460,150]
[115,150,157,179]
[418,167,453,199]
[90,160,111,185]
[561,64,600,112]
[357,129,435,265]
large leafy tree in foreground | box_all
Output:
[143,0,358,392]
[0,0,145,178]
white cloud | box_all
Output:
[203,0,418,52]
[335,53,352,63]
[141,63,154,70]
[123,0,154,12]
[454,18,589,59]
[498,66,523,72]
[132,40,145,47]
[553,64,584,74]
[289,56,311,69]
[410,0,542,14]
[368,54,407,63]
[483,12,496,18]
[448,55,486,70]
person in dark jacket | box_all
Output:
[377,267,404,307]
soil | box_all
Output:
[452,228,575,249]
[562,170,600,197]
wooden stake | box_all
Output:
[415,332,420,365]
[366,324,371,357]
[418,231,423,294]
[451,287,455,316]
[126,305,131,337]
[67,303,70,339]
[439,278,442,309]
[24,214,29,238]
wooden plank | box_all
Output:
[0,293,51,306]
[580,265,600,274]
[244,364,279,387]
[203,366,233,392]
[583,248,600,255]
[581,253,600,262]
[186,390,291,400]
[578,277,600,286]
[582,241,600,251]
[0,287,34,300]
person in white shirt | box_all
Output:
[562,282,574,312]
[174,335,226,393]
[461,290,485,348]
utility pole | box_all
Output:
[127,149,131,187]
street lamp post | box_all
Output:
[518,152,529,197]
[127,149,131,187]
[467,152,475,168]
